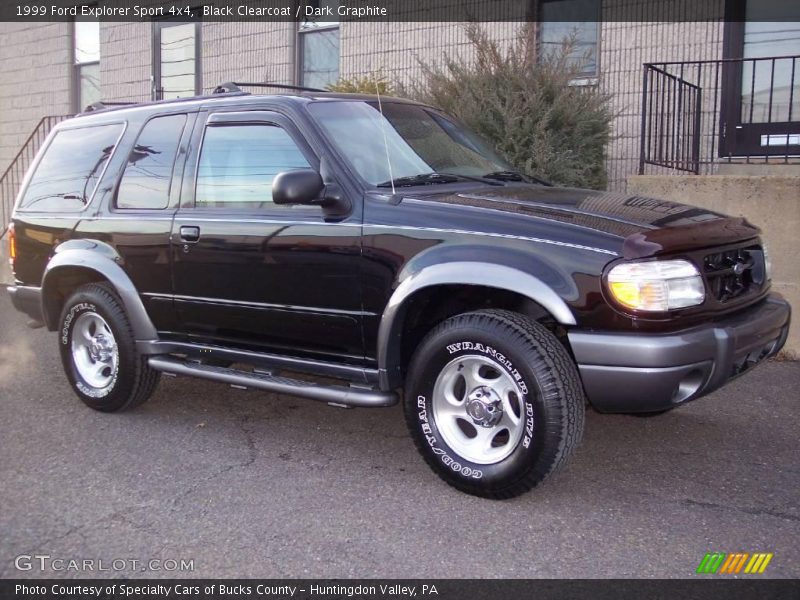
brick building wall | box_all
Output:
[0,23,72,177]
[600,19,724,189]
[0,2,732,191]
[101,21,151,102]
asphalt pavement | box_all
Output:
[0,290,798,579]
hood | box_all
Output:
[410,184,761,258]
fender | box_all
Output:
[376,261,578,390]
[41,240,158,341]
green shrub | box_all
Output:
[327,72,395,95]
[407,24,614,190]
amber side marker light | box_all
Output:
[7,223,16,267]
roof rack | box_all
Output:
[84,101,137,113]
[213,81,327,95]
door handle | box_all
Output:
[179,226,200,243]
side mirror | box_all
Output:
[272,169,324,205]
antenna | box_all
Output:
[374,82,396,196]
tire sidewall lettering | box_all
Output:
[61,302,96,346]
[417,394,483,480]
[62,301,118,399]
[415,338,540,484]
[445,341,528,395]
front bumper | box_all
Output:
[568,294,791,413]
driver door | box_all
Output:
[169,110,364,364]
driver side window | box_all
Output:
[195,123,311,209]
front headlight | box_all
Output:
[607,259,705,311]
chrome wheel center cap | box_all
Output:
[91,335,114,362]
[465,386,503,428]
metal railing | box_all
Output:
[639,55,800,175]
[1,115,73,238]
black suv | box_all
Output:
[7,85,791,498]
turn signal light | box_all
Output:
[607,259,705,312]
[7,223,15,267]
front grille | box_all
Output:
[703,245,765,303]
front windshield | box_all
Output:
[308,100,513,186]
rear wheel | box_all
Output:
[59,283,160,412]
[404,309,585,499]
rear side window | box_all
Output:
[116,114,187,209]
[195,124,311,209]
[19,124,123,212]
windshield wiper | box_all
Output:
[376,172,501,188]
[482,170,552,186]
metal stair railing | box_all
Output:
[1,115,73,238]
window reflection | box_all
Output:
[309,101,510,185]
[74,18,100,110]
[20,125,123,212]
[299,0,340,88]
[117,114,187,209]
[740,0,800,124]
[539,0,600,78]
[196,125,311,208]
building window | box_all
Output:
[298,0,340,89]
[153,21,200,100]
[73,18,100,111]
[738,1,800,123]
[721,0,800,157]
[538,0,600,78]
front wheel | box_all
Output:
[59,283,160,412]
[404,310,585,499]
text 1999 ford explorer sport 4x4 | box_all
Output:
[6,85,791,498]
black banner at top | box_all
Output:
[2,0,800,23]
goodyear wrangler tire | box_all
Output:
[58,283,160,412]
[404,309,585,499]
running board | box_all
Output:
[148,356,397,408]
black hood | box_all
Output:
[407,183,761,258]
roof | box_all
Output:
[72,84,418,121]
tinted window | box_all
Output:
[19,124,123,212]
[195,124,311,208]
[308,101,509,185]
[116,114,187,209]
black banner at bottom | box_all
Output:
[1,579,799,600]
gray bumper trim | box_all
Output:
[568,295,791,413]
[7,285,43,322]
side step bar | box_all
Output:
[148,356,398,408]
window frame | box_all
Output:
[152,19,202,101]
[537,0,602,81]
[16,121,127,214]
[186,111,320,213]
